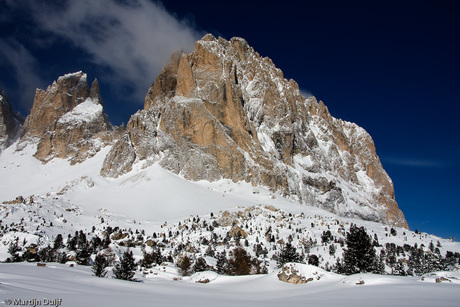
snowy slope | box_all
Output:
[1,141,459,262]
[1,263,459,307]
[1,140,460,306]
[0,140,315,223]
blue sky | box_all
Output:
[1,0,459,240]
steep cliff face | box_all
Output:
[101,34,407,228]
[21,72,117,164]
[0,90,23,151]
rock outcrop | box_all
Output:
[0,90,23,151]
[21,72,117,164]
[100,34,407,228]
[277,263,333,284]
[278,264,311,284]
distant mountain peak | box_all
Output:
[20,72,118,164]
[0,90,23,152]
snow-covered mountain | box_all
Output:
[1,142,459,272]
[20,71,118,164]
[1,35,459,305]
[99,34,406,228]
[2,35,408,228]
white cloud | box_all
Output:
[382,157,446,168]
[28,0,203,103]
[300,89,313,98]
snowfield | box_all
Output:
[1,141,460,306]
[1,263,459,307]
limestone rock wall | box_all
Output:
[21,72,117,164]
[101,34,407,228]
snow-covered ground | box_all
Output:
[1,141,460,306]
[1,262,459,307]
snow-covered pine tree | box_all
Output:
[308,254,319,266]
[76,247,90,265]
[407,247,423,276]
[277,243,301,267]
[216,251,227,274]
[193,257,208,272]
[227,247,251,275]
[38,245,55,262]
[53,234,63,250]
[340,224,378,275]
[8,240,21,262]
[178,255,192,276]
[92,254,107,278]
[321,230,333,244]
[392,260,407,276]
[374,250,386,275]
[113,250,136,281]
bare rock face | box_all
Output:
[0,90,23,151]
[277,263,330,284]
[101,34,407,228]
[277,264,312,284]
[21,72,116,164]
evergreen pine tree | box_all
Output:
[77,231,88,249]
[56,252,67,264]
[423,251,444,273]
[227,247,251,275]
[67,234,77,251]
[444,251,459,269]
[90,236,103,253]
[277,243,301,267]
[407,247,423,276]
[53,234,63,250]
[340,224,377,275]
[113,250,136,281]
[373,234,380,247]
[92,254,107,278]
[204,246,215,257]
[329,244,336,256]
[76,245,91,265]
[38,245,55,262]
[392,261,407,276]
[373,250,386,275]
[308,254,319,266]
[193,257,208,272]
[216,251,227,274]
[142,250,159,268]
[390,228,397,236]
[321,230,333,244]
[178,255,192,276]
[8,240,21,262]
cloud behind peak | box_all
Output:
[2,0,203,109]
[33,0,202,100]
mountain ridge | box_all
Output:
[19,71,119,164]
[2,34,406,228]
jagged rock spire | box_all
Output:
[21,71,116,164]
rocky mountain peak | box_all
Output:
[100,34,407,228]
[0,90,23,152]
[21,71,117,164]
[22,71,89,138]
